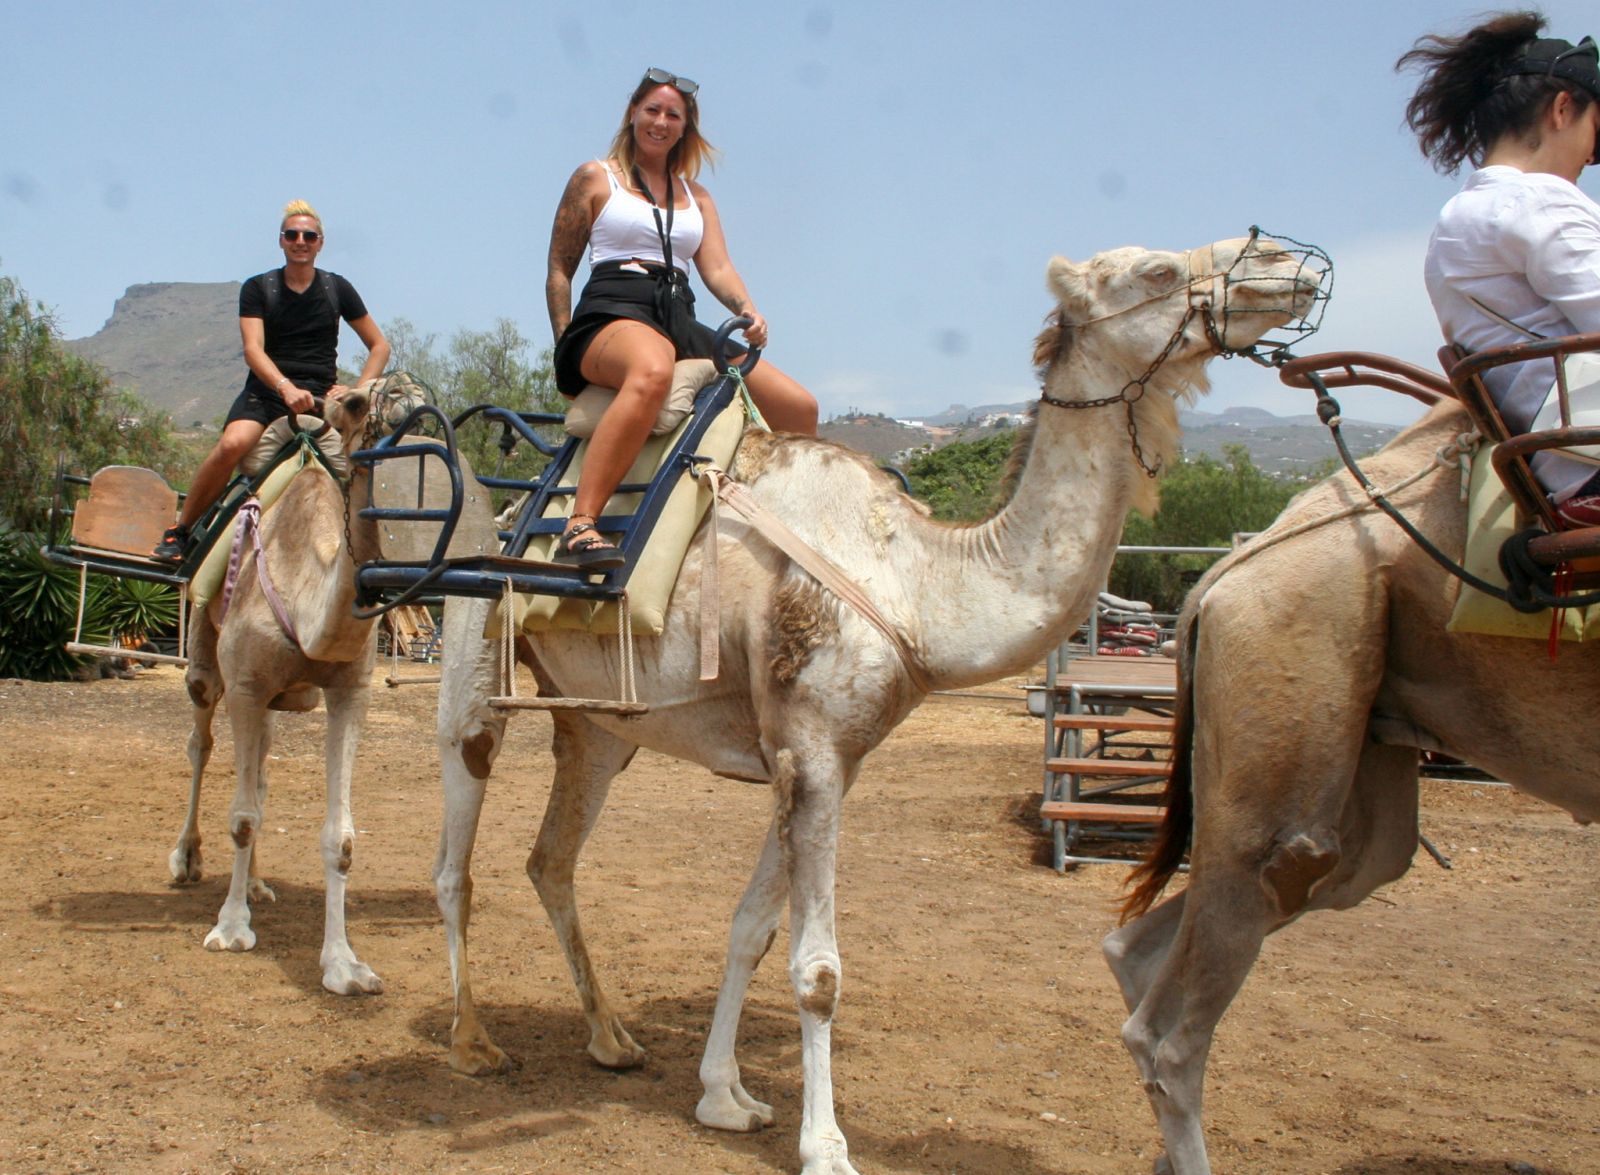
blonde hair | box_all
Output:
[606,75,718,182]
[280,199,323,231]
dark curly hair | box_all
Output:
[1397,11,1594,174]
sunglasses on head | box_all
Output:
[281,229,321,243]
[643,67,697,96]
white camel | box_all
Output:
[169,383,392,996]
[428,234,1323,1174]
[1105,399,1600,1175]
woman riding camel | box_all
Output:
[1400,12,1600,525]
[546,67,818,569]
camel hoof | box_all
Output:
[322,959,383,996]
[448,1038,513,1076]
[168,846,202,884]
[696,1084,774,1132]
[587,1018,646,1069]
[204,922,255,952]
[247,879,276,903]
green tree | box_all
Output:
[0,271,185,534]
[903,431,1017,521]
[1113,444,1298,611]
[356,316,565,482]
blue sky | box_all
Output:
[4,0,1596,427]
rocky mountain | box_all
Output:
[67,282,242,427]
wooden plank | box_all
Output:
[492,697,656,717]
[1053,714,1174,733]
[1046,756,1172,777]
[1053,654,1176,690]
[1041,801,1165,824]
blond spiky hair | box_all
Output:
[281,199,322,230]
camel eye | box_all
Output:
[1142,263,1179,286]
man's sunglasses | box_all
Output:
[281,229,321,243]
[643,67,697,96]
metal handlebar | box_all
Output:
[713,316,762,377]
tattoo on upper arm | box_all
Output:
[548,172,592,277]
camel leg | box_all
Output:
[245,712,276,905]
[526,711,644,1068]
[697,818,784,1132]
[774,748,859,1175]
[316,681,381,995]
[434,601,512,1074]
[170,625,220,884]
[205,699,275,952]
[1112,737,1418,1175]
[1103,888,1187,1012]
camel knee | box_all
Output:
[230,816,256,849]
[1259,831,1340,917]
[792,957,841,1020]
[323,826,354,874]
[445,722,502,781]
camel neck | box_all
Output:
[904,348,1170,690]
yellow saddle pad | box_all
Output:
[509,396,747,637]
[1445,441,1598,641]
[190,447,323,612]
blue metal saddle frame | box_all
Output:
[351,318,758,618]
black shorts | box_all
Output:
[553,261,731,397]
[224,378,327,428]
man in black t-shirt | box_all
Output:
[152,200,390,562]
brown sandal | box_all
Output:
[556,515,626,570]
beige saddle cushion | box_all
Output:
[244,414,350,480]
[563,359,718,438]
[1445,440,1599,641]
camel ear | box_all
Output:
[1046,257,1093,319]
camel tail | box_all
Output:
[1118,612,1198,923]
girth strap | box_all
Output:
[694,465,935,695]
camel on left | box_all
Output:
[167,381,392,995]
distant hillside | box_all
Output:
[66,282,241,427]
[822,402,1399,471]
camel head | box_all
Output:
[323,373,432,456]
[1039,229,1330,393]
[1033,231,1328,514]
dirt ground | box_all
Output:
[0,664,1596,1175]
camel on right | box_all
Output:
[1106,398,1600,1175]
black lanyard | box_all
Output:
[632,165,675,275]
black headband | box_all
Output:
[1502,35,1600,102]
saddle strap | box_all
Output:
[217,497,301,647]
[695,466,935,695]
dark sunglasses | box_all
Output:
[643,67,697,96]
[280,229,321,243]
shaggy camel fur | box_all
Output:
[429,236,1322,1174]
[1105,400,1600,1175]
[169,386,386,996]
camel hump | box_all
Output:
[69,465,180,558]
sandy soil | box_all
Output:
[0,664,1596,1174]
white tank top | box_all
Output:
[588,162,704,269]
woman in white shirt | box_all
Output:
[545,68,818,568]
[1400,13,1600,524]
